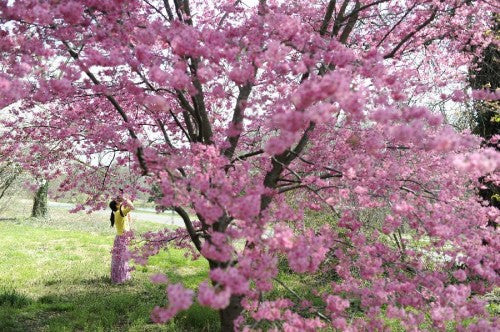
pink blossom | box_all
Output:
[170,69,190,90]
[167,283,193,311]
[197,281,231,309]
[471,89,499,100]
[430,306,454,324]
[232,194,260,220]
[150,273,168,284]
[286,230,331,273]
[264,133,296,155]
[149,66,169,84]
[58,2,84,24]
[210,267,249,295]
[151,283,193,323]
[194,198,223,225]
[331,317,348,330]
[229,64,254,85]
[326,295,350,314]
[450,89,466,102]
[151,306,175,323]
[453,270,467,282]
[144,95,168,111]
[453,150,499,174]
[200,232,233,263]
[0,77,11,91]
[268,224,294,250]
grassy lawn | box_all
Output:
[1,200,497,331]
[0,201,217,332]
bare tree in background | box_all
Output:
[0,160,22,217]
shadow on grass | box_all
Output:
[0,289,32,308]
[0,282,218,332]
[79,275,111,285]
[0,218,17,221]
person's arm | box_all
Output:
[127,213,132,226]
[121,199,134,215]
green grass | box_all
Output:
[1,200,497,331]
[0,201,216,332]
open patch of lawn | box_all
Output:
[0,220,216,331]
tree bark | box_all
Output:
[31,180,48,218]
[219,294,243,332]
[0,162,20,201]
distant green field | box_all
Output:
[0,203,216,332]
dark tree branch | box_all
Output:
[273,277,331,322]
[175,90,197,118]
[386,145,410,150]
[223,82,254,159]
[339,1,360,44]
[156,119,174,148]
[187,58,213,144]
[278,183,304,194]
[63,41,149,175]
[218,0,242,27]
[142,0,169,21]
[231,149,264,163]
[343,0,389,20]
[169,110,193,142]
[166,2,214,145]
[174,90,199,140]
[288,150,343,175]
[163,0,174,20]
[174,206,202,251]
[182,0,194,26]
[376,3,417,47]
[283,122,316,164]
[172,0,184,21]
[320,0,336,36]
[331,0,350,37]
[133,70,180,148]
[182,110,197,140]
[101,151,116,189]
[261,122,316,211]
[0,166,21,201]
[190,95,207,142]
[383,9,437,59]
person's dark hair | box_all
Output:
[109,200,118,227]
[109,200,125,227]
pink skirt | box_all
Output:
[111,234,131,284]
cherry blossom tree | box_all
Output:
[1,0,499,330]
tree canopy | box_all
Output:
[1,0,499,330]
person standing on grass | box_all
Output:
[109,194,134,284]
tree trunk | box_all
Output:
[219,294,243,332]
[0,162,20,201]
[31,180,48,218]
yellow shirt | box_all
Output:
[114,203,132,235]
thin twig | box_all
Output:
[273,277,331,322]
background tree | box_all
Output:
[31,179,49,218]
[1,0,499,330]
[469,15,500,215]
[0,157,21,212]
